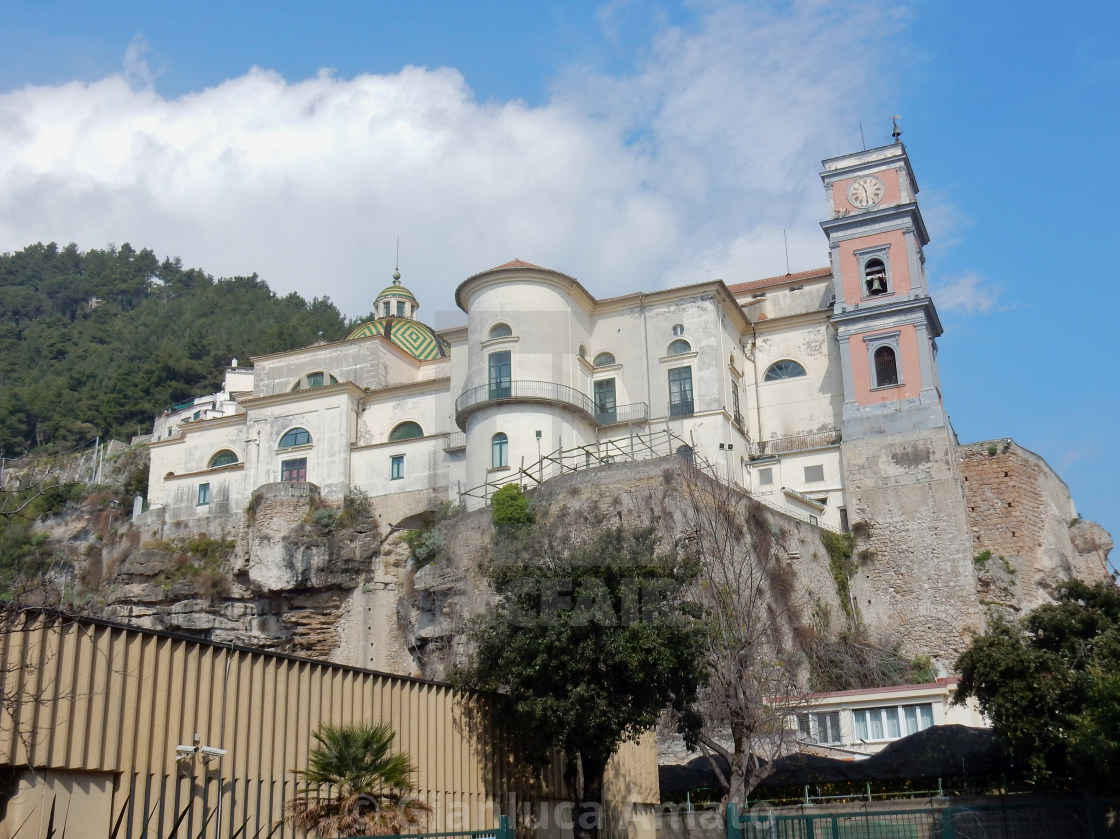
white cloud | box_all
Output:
[0,0,905,320]
[931,271,1003,315]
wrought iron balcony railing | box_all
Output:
[455,379,648,430]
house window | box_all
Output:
[797,711,841,745]
[757,467,774,486]
[489,322,513,340]
[281,457,307,482]
[804,465,825,483]
[668,367,694,416]
[593,351,616,367]
[197,483,210,506]
[279,427,312,448]
[667,339,691,355]
[764,360,807,381]
[491,433,508,469]
[594,378,617,423]
[874,346,899,386]
[389,421,424,441]
[672,324,685,337]
[291,372,339,392]
[208,450,238,468]
[390,455,404,480]
[853,703,933,741]
[488,351,512,399]
[730,378,742,427]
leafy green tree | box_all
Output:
[285,723,428,837]
[454,502,706,839]
[955,579,1120,791]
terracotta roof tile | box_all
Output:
[491,258,543,271]
[726,266,832,295]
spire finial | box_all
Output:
[892,115,903,143]
[393,237,401,283]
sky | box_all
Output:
[0,0,1117,565]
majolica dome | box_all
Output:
[345,270,450,360]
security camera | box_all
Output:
[176,745,197,756]
[199,745,227,758]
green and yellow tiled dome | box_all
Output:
[345,270,449,360]
[345,317,450,360]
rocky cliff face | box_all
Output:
[16,442,1117,680]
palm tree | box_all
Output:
[285,723,429,837]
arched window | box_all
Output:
[593,351,616,367]
[874,346,899,387]
[208,450,239,468]
[291,372,339,392]
[863,258,889,296]
[279,427,312,449]
[491,432,508,469]
[764,360,807,381]
[667,339,691,355]
[489,322,513,340]
[389,421,424,441]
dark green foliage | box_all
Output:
[821,531,856,619]
[454,517,706,834]
[490,483,533,531]
[0,480,84,598]
[286,723,427,837]
[955,580,1120,791]
[0,242,352,456]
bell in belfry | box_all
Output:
[867,274,887,294]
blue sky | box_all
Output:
[0,0,1117,565]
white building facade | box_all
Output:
[146,142,942,534]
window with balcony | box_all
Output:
[279,427,312,448]
[488,351,512,399]
[281,457,307,482]
[668,367,694,417]
[594,378,617,423]
[491,433,508,469]
[389,421,424,441]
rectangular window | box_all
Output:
[853,704,933,741]
[594,378,617,423]
[731,378,743,427]
[668,367,694,417]
[757,467,774,486]
[488,351,512,399]
[197,483,210,506]
[390,454,404,480]
[307,371,324,388]
[397,301,406,317]
[804,464,825,483]
[280,457,307,482]
[796,711,841,744]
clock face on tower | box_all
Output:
[847,176,885,209]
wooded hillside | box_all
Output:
[0,242,365,455]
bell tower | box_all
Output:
[820,140,982,663]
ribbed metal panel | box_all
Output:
[0,614,658,839]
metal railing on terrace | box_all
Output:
[748,429,842,459]
[455,380,648,430]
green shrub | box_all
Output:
[491,484,533,530]
[311,507,339,535]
